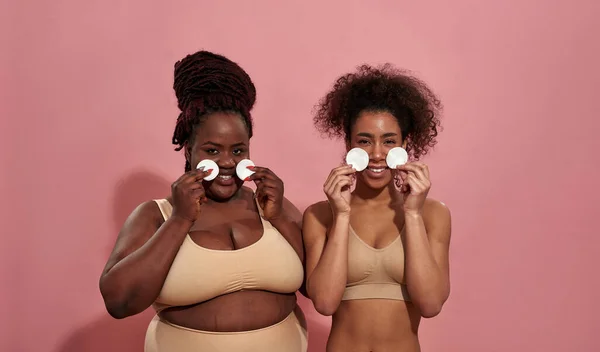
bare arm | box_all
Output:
[269,197,304,262]
[303,202,350,316]
[99,168,209,319]
[403,199,451,318]
[99,201,193,319]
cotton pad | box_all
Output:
[345,148,369,172]
[386,147,408,169]
[236,159,255,181]
[196,159,219,181]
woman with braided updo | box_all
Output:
[99,50,307,352]
[303,64,452,351]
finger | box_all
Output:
[186,181,204,190]
[255,185,270,202]
[247,166,277,178]
[191,188,206,200]
[255,178,281,190]
[195,168,214,181]
[260,187,279,200]
[178,168,213,184]
[173,169,199,186]
[410,162,430,179]
[249,169,280,183]
[332,177,353,195]
[326,175,353,196]
[397,163,427,182]
[406,174,426,193]
[327,165,355,180]
[324,166,355,189]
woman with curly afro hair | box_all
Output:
[99,50,307,352]
[303,64,451,351]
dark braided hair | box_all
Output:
[172,50,256,171]
[313,64,442,160]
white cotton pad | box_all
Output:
[345,148,369,172]
[196,159,219,181]
[386,147,408,169]
[236,159,255,181]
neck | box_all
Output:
[352,181,402,206]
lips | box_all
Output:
[213,173,236,186]
[363,165,389,179]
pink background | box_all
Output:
[2,0,599,351]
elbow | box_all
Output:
[105,302,130,320]
[100,289,133,319]
[413,285,450,318]
[306,279,342,316]
[309,291,339,316]
[414,293,448,318]
[313,300,338,316]
[99,278,137,319]
[418,302,443,318]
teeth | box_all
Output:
[219,175,232,180]
[369,168,385,173]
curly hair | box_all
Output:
[172,50,256,171]
[313,64,442,160]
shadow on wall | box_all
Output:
[56,169,330,352]
[56,170,171,352]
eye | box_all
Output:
[232,148,245,156]
[357,139,370,145]
[384,139,397,145]
[205,148,218,155]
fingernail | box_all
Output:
[206,169,213,174]
[247,166,255,170]
[244,177,251,181]
[197,166,205,171]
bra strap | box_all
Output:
[153,199,173,221]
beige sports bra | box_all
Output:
[152,198,304,311]
[342,225,411,301]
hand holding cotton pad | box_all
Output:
[386,147,408,169]
[345,148,369,171]
[196,159,219,181]
[236,159,255,181]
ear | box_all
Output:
[401,139,408,149]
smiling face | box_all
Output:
[186,111,250,201]
[348,110,407,190]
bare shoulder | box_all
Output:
[303,200,333,231]
[103,200,164,272]
[422,198,451,240]
[128,200,165,227]
[423,198,451,217]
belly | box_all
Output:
[328,299,421,352]
[159,290,299,332]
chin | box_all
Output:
[204,179,244,201]
[357,171,393,190]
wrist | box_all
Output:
[266,212,287,224]
[169,214,194,228]
[333,211,351,221]
[404,210,423,219]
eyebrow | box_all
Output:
[356,132,399,138]
[201,141,247,147]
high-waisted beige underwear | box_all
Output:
[144,311,308,352]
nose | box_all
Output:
[371,143,385,161]
[217,153,236,169]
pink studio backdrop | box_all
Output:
[2,0,599,351]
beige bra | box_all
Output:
[152,199,304,310]
[342,225,411,301]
